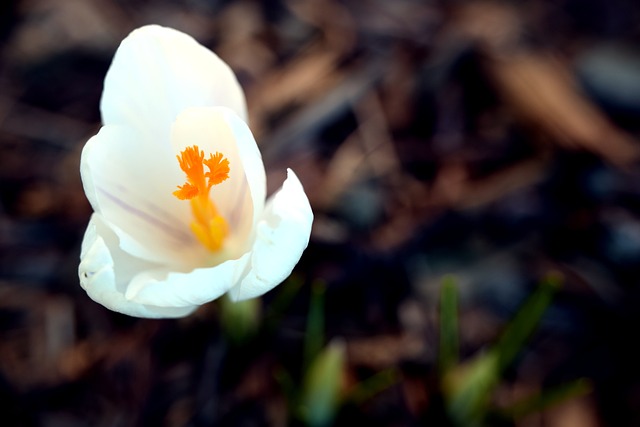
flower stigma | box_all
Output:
[173,145,230,252]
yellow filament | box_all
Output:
[173,145,230,252]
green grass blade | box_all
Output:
[494,272,561,374]
[300,340,346,427]
[439,275,460,374]
[348,368,400,405]
[445,351,500,427]
[304,280,326,370]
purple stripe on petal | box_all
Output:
[98,186,192,244]
[228,176,249,230]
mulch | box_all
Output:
[2,0,640,425]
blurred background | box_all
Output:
[2,0,640,425]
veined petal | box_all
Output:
[81,124,205,265]
[79,214,197,318]
[101,25,247,139]
[216,107,267,226]
[228,169,313,301]
[170,107,266,254]
[124,252,251,307]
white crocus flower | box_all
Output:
[79,25,313,318]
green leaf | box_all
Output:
[439,275,460,374]
[348,368,399,405]
[300,340,346,427]
[444,351,500,426]
[494,272,561,374]
[304,280,326,370]
[219,294,260,345]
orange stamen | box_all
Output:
[173,145,230,252]
[173,183,199,200]
[204,152,230,186]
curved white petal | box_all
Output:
[124,252,251,307]
[217,107,267,225]
[79,214,198,318]
[170,107,266,254]
[81,124,206,266]
[228,169,313,301]
[101,25,247,139]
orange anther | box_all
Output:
[204,152,230,186]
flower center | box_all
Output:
[173,145,230,252]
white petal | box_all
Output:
[79,214,198,318]
[228,169,313,301]
[217,107,267,225]
[170,107,266,254]
[124,252,251,307]
[81,124,206,265]
[101,25,247,137]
